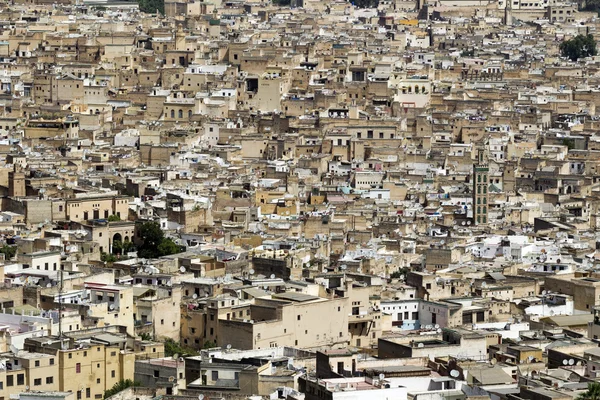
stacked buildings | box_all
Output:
[0,0,598,398]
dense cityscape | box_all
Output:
[0,0,596,399]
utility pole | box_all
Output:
[58,269,63,338]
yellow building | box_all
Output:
[0,334,136,400]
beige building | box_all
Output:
[214,293,350,350]
[23,334,135,400]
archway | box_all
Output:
[112,233,123,254]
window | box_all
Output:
[50,358,54,365]
[86,388,90,398]
[212,371,219,381]
[76,363,81,373]
[35,360,40,367]
[7,375,13,387]
[154,370,159,378]
[47,377,54,384]
[17,374,24,386]
[34,378,42,386]
[111,351,116,356]
[111,370,115,378]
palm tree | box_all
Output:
[577,383,600,400]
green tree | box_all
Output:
[562,138,576,150]
[560,34,597,61]
[101,253,117,263]
[157,238,179,257]
[577,383,600,400]
[107,214,121,222]
[122,240,135,253]
[164,338,199,357]
[138,221,181,258]
[353,0,379,7]
[138,0,164,14]
[104,379,140,399]
[0,245,17,260]
[138,221,165,258]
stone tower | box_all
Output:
[472,149,489,225]
[8,165,25,198]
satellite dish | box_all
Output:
[270,274,275,279]
[179,266,186,273]
[482,282,487,288]
[226,344,232,349]
[109,304,115,311]
[192,294,198,299]
[379,373,385,380]
[86,309,93,316]
[399,274,405,280]
[46,283,52,288]
[249,269,255,275]
[417,343,424,348]
[168,376,175,382]
[542,290,547,295]
[198,395,204,400]
[437,328,442,333]
[563,359,569,365]
[450,370,460,378]
[435,324,440,329]
[490,358,497,365]
[569,359,575,366]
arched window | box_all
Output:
[188,110,192,118]
[170,109,175,118]
[178,109,183,119]
[477,206,481,214]
[483,198,487,204]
